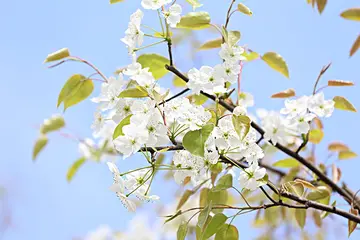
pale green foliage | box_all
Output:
[113,115,132,139]
[237,3,252,16]
[261,52,290,78]
[177,12,211,30]
[44,48,70,63]
[32,135,48,160]
[232,115,250,140]
[273,158,299,168]
[183,124,214,157]
[67,157,86,182]
[137,54,169,80]
[118,87,148,98]
[333,96,357,112]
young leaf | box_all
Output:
[306,186,330,204]
[321,200,336,219]
[271,88,295,98]
[350,35,360,57]
[273,158,299,168]
[333,96,357,112]
[348,208,358,237]
[57,74,94,111]
[119,86,148,98]
[308,129,324,144]
[44,48,70,63]
[177,190,194,210]
[261,52,290,78]
[67,157,86,182]
[32,135,48,160]
[173,75,187,87]
[177,12,211,30]
[328,142,349,152]
[207,190,228,213]
[295,208,306,229]
[215,224,239,240]
[137,54,169,80]
[198,201,212,229]
[177,221,188,240]
[340,8,360,21]
[338,150,357,160]
[332,164,341,184]
[237,3,253,16]
[202,213,228,239]
[113,115,132,139]
[232,115,250,140]
[213,174,233,192]
[183,124,214,157]
[242,51,259,61]
[200,188,210,207]
[313,210,322,227]
[227,31,241,46]
[199,39,223,50]
[110,0,124,3]
[328,80,354,87]
[294,179,316,190]
[316,0,327,14]
[40,115,65,134]
[185,0,203,10]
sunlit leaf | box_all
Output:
[207,190,228,213]
[294,179,316,190]
[40,115,65,134]
[185,0,203,10]
[215,224,239,240]
[328,80,354,87]
[198,201,212,229]
[338,150,357,160]
[321,200,336,219]
[199,39,222,50]
[200,188,209,207]
[113,115,132,139]
[183,124,214,157]
[242,51,259,61]
[67,157,86,182]
[295,208,306,229]
[306,186,330,205]
[177,12,211,30]
[32,135,48,160]
[328,142,349,152]
[177,221,188,240]
[57,74,94,111]
[332,164,341,184]
[271,88,295,98]
[348,208,358,237]
[333,96,357,112]
[350,35,360,57]
[232,115,251,140]
[308,129,324,144]
[44,48,70,63]
[202,213,228,239]
[273,158,299,168]
[237,3,253,16]
[313,210,322,227]
[341,8,360,21]
[227,31,241,46]
[110,0,124,3]
[137,54,169,80]
[261,52,290,78]
[118,87,148,98]
[173,75,187,87]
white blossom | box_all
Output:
[141,0,171,10]
[239,163,266,191]
[287,112,316,134]
[187,66,226,95]
[280,96,309,119]
[219,43,246,64]
[91,111,105,136]
[308,92,335,117]
[164,4,182,28]
[238,92,254,108]
[121,9,144,54]
[111,99,134,123]
[126,169,160,202]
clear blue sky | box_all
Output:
[0,0,359,239]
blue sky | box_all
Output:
[0,0,359,239]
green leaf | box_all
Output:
[316,0,327,14]
[183,124,214,157]
[185,0,203,10]
[308,129,324,144]
[113,115,132,139]
[57,74,94,111]
[227,31,241,46]
[177,221,188,240]
[333,96,357,112]
[202,213,228,239]
[177,12,211,30]
[40,115,65,134]
[213,174,233,192]
[242,51,259,61]
[237,3,253,16]
[32,135,48,160]
[198,201,212,229]
[340,8,360,21]
[295,208,306,229]
[350,35,360,57]
[215,224,239,240]
[173,76,187,87]
[273,158,299,168]
[192,94,208,105]
[67,157,86,182]
[338,150,357,160]
[232,115,251,140]
[283,182,304,197]
[119,86,148,98]
[177,190,194,210]
[137,54,170,80]
[199,188,210,207]
[110,0,124,3]
[306,186,330,204]
[321,200,336,219]
[199,39,223,50]
[207,190,228,213]
[261,52,290,78]
[44,48,70,63]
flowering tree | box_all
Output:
[33,0,360,239]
